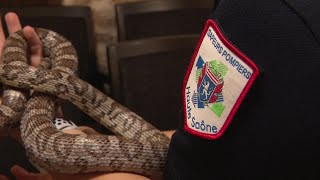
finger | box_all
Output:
[0,16,5,43]
[56,106,64,117]
[62,128,87,135]
[0,174,10,180]
[11,165,39,180]
[23,26,43,67]
[0,16,6,64]
[77,126,100,135]
[5,12,22,35]
[10,165,29,180]
[11,165,54,180]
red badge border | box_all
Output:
[183,19,260,140]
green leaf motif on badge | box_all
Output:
[210,60,228,78]
[196,69,202,83]
[217,63,228,78]
[211,102,225,117]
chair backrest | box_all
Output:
[107,34,199,130]
[0,7,103,131]
[0,0,61,7]
[115,0,214,41]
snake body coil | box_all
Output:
[0,28,170,177]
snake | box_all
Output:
[0,28,170,178]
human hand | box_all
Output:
[0,12,64,112]
[0,12,42,66]
[0,165,54,180]
[1,11,74,133]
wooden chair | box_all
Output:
[107,34,199,130]
[115,0,214,41]
[0,0,61,8]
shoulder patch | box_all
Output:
[183,20,260,140]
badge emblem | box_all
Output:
[194,59,228,117]
[183,20,260,140]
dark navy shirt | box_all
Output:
[164,0,320,179]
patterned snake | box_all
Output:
[0,28,170,177]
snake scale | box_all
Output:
[0,28,170,177]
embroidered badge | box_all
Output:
[183,20,260,140]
